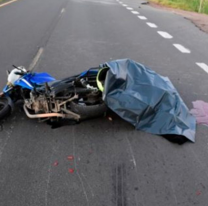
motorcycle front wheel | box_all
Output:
[0,98,11,120]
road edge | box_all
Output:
[0,0,18,8]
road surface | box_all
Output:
[0,0,208,205]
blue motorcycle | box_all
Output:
[0,65,106,123]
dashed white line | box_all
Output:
[196,63,208,73]
[157,31,173,39]
[122,4,127,6]
[146,22,157,28]
[126,7,133,10]
[137,16,147,20]
[173,44,191,53]
[131,11,139,14]
[61,8,65,13]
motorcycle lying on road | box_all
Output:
[0,65,107,123]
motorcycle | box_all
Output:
[0,65,107,123]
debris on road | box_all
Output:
[196,191,201,196]
[141,1,149,5]
[108,117,113,121]
[99,59,196,143]
[53,161,59,166]
[68,168,74,174]
[190,100,208,126]
[67,155,74,161]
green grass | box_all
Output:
[0,0,8,3]
[149,0,208,14]
[0,0,11,4]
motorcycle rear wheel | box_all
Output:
[70,100,107,120]
[0,98,11,120]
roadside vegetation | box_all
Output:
[149,0,208,14]
[0,0,9,4]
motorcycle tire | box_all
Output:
[0,98,11,121]
[70,100,107,120]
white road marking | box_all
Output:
[28,47,44,71]
[122,4,127,6]
[173,44,191,53]
[0,0,18,8]
[137,16,147,20]
[131,11,139,14]
[146,22,157,28]
[61,8,65,13]
[196,63,208,73]
[126,7,133,10]
[157,31,173,39]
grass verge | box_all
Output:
[0,0,12,4]
[149,0,208,14]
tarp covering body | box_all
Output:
[100,59,196,142]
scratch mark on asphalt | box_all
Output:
[170,181,178,205]
[125,135,145,206]
[72,128,90,206]
[189,147,208,179]
[45,151,54,206]
[0,126,13,163]
[81,173,95,197]
[126,136,136,167]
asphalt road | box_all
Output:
[0,0,208,205]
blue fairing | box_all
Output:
[28,73,56,85]
[13,73,56,90]
[15,78,34,89]
[3,85,12,93]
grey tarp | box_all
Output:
[100,59,196,142]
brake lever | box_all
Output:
[12,65,22,71]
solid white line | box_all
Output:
[157,31,173,39]
[196,63,208,73]
[173,44,191,53]
[122,4,127,6]
[126,7,133,10]
[28,48,44,71]
[131,11,139,14]
[0,0,18,8]
[146,22,157,28]
[137,16,147,20]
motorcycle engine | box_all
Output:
[25,91,49,114]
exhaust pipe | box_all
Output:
[23,105,80,120]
